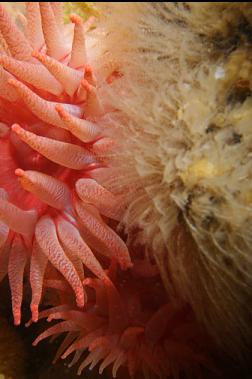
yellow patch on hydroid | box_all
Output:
[180,159,219,185]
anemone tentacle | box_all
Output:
[0,2,130,325]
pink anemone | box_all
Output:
[31,264,211,379]
[0,2,131,325]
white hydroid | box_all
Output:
[93,2,252,361]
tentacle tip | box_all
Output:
[25,320,32,328]
[81,79,92,92]
[31,305,39,322]
[120,259,133,271]
[85,16,96,30]
[70,13,83,25]
[11,123,22,134]
[77,298,85,309]
[15,168,25,177]
[76,286,86,308]
[101,272,109,281]
[61,351,70,360]
[83,278,92,286]
[13,311,21,326]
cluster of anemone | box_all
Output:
[31,270,209,378]
[0,3,211,379]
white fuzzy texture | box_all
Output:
[92,2,252,361]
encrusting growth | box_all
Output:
[91,2,252,365]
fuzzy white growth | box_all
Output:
[93,2,252,361]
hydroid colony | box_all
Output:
[0,2,250,379]
[94,2,252,362]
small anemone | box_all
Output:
[31,264,212,379]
